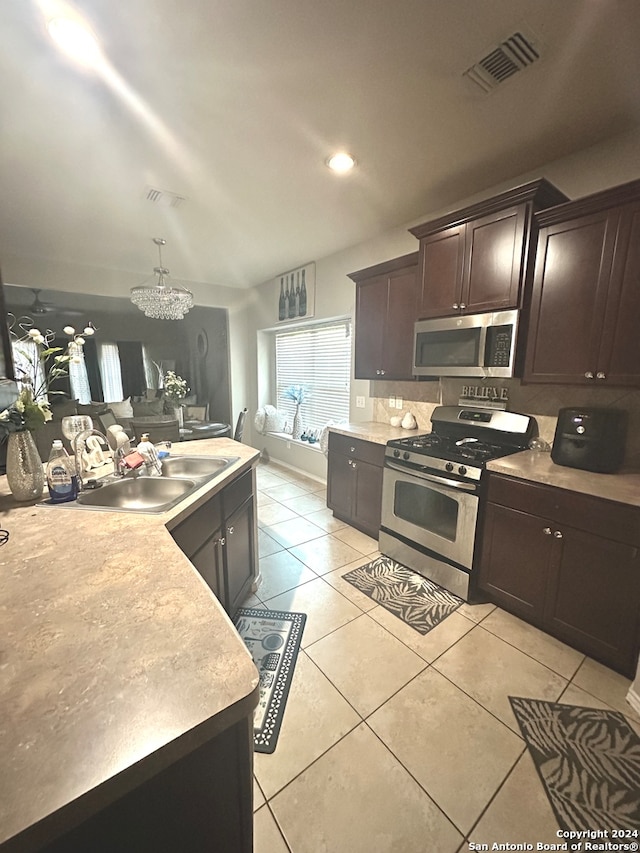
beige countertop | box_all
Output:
[0,438,261,853]
[487,450,640,507]
[328,421,420,445]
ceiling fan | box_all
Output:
[27,289,83,318]
[28,289,55,315]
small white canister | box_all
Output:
[401,412,417,430]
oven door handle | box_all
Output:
[384,460,478,492]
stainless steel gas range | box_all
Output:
[379,406,537,601]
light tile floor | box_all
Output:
[247,460,640,853]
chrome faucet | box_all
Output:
[73,428,122,484]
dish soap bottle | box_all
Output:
[46,440,79,503]
[136,433,162,476]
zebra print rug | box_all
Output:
[510,697,640,831]
[342,556,462,634]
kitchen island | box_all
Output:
[0,437,260,853]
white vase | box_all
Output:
[292,405,303,440]
[166,399,184,428]
[6,430,45,502]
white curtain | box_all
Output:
[98,342,124,402]
[142,344,157,390]
[11,340,46,399]
[69,357,91,404]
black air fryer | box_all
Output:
[551,407,627,474]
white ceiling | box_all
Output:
[2,0,640,295]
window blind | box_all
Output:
[275,320,351,432]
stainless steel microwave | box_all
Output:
[413,309,519,378]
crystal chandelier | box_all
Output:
[130,237,194,320]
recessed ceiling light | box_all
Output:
[47,15,102,68]
[326,152,356,174]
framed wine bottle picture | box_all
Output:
[274,262,315,323]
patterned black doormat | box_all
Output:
[234,608,306,754]
[342,556,462,635]
[510,697,640,831]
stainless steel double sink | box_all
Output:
[45,455,240,513]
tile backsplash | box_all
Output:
[372,378,640,468]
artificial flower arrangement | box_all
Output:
[283,384,309,405]
[283,384,309,439]
[0,318,96,441]
[163,370,190,403]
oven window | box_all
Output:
[394,480,458,541]
[416,328,480,368]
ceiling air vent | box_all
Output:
[463,30,542,93]
[144,186,187,208]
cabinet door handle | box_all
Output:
[596,372,606,380]
[542,527,552,535]
[584,371,594,379]
[452,303,459,310]
[459,303,466,310]
[376,369,381,375]
[350,446,355,452]
[380,369,385,375]
[227,526,234,536]
[553,530,563,539]
[352,462,357,469]
[214,536,226,547]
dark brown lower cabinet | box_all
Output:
[478,502,553,624]
[478,474,640,677]
[327,433,385,539]
[40,715,255,853]
[223,494,256,615]
[190,534,223,601]
[171,468,256,617]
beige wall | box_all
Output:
[244,127,640,477]
[6,127,639,474]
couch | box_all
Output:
[32,392,204,461]
[33,398,141,461]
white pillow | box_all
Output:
[110,397,134,419]
[254,408,266,434]
[264,405,285,433]
[254,405,286,434]
[320,421,344,454]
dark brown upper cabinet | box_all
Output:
[524,179,640,387]
[348,252,419,381]
[409,179,568,320]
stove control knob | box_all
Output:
[458,465,467,476]
[445,462,454,472]
[393,449,400,458]
[403,451,410,461]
